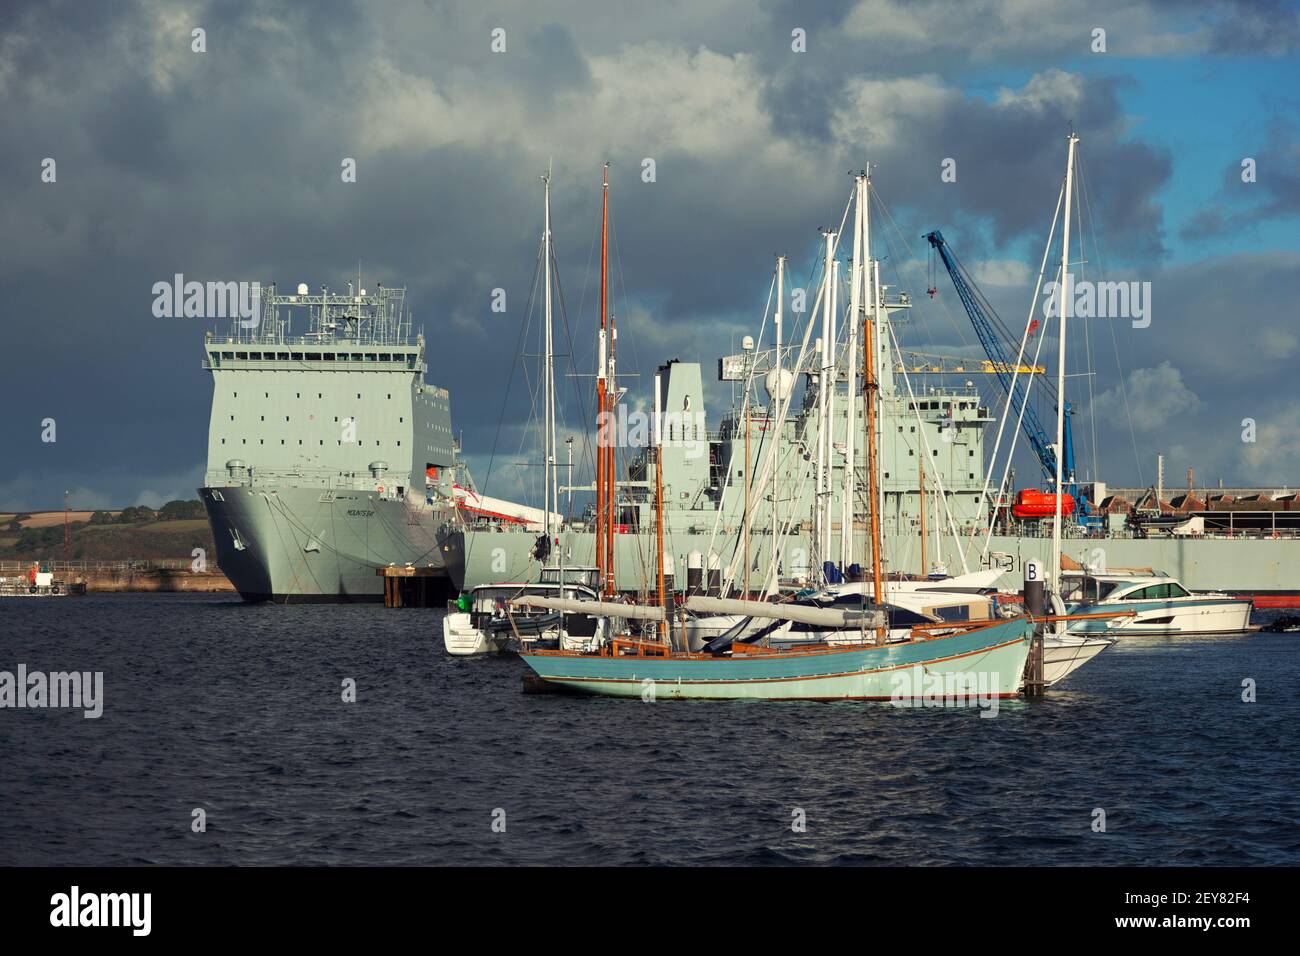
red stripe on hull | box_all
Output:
[1236,593,1300,609]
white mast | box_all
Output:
[842,174,863,571]
[817,230,835,574]
[773,256,785,583]
[542,173,556,546]
[828,257,839,568]
[873,257,884,527]
[1051,132,1079,601]
[932,469,942,573]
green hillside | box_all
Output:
[0,501,216,561]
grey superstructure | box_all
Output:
[199,283,464,602]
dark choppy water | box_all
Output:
[1,593,1297,866]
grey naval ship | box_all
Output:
[199,283,465,602]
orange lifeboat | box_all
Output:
[1011,488,1074,519]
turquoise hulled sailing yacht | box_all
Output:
[519,608,1034,701]
[516,169,1039,702]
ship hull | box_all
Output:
[1041,635,1112,685]
[1065,597,1253,636]
[520,617,1032,701]
[201,486,463,603]
[457,524,1300,597]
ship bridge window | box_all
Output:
[292,352,303,360]
[236,352,248,359]
[278,352,289,360]
[352,353,363,361]
[323,353,335,361]
[250,352,262,360]
[367,354,377,362]
[222,351,233,359]
[307,353,321,361]
[380,353,391,362]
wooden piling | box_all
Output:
[377,566,453,608]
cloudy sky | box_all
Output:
[1,0,1297,510]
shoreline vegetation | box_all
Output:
[0,500,233,592]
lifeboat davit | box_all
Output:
[1011,488,1074,519]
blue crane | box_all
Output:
[923,230,1097,525]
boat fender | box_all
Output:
[1049,591,1067,635]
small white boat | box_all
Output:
[442,569,609,657]
[1041,633,1114,685]
[1062,572,1253,636]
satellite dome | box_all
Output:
[764,366,796,402]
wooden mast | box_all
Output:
[863,271,885,643]
[596,164,609,592]
[606,330,616,596]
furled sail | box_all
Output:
[685,596,885,629]
[510,595,666,621]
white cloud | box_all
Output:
[995,69,1084,113]
[972,259,1032,287]
[1090,361,1201,433]
[842,0,1207,61]
[833,75,951,154]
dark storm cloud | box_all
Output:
[0,0,1293,509]
[1199,0,1300,56]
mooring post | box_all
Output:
[1023,559,1046,697]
